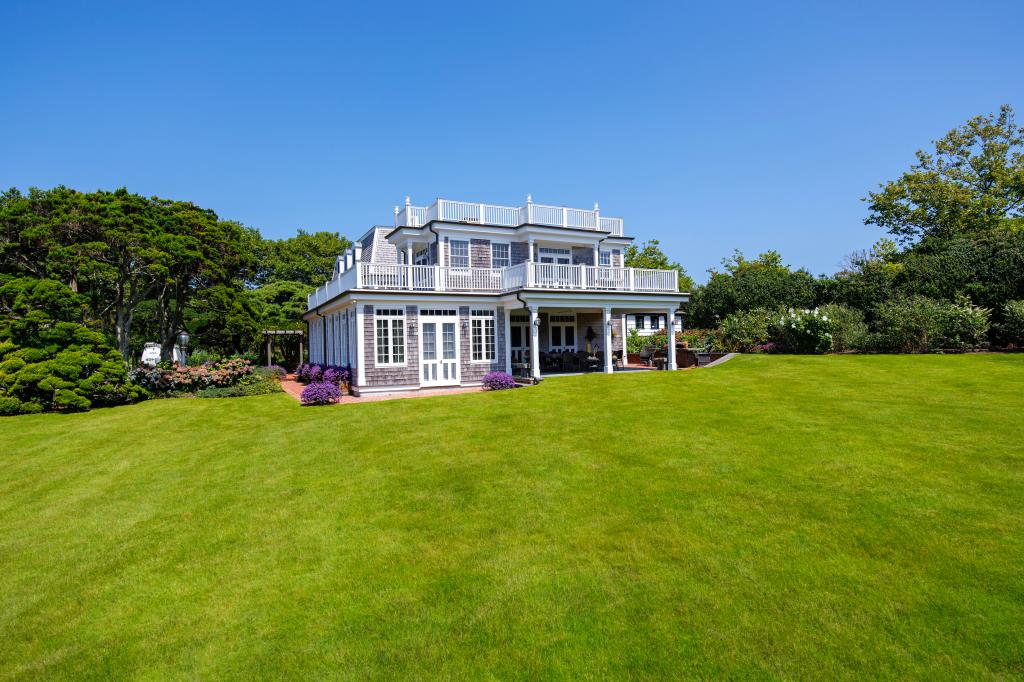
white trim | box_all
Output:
[373,306,407,367]
[503,307,512,374]
[417,306,460,387]
[355,303,366,386]
[469,306,498,363]
[490,241,511,269]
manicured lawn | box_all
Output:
[1,355,1023,679]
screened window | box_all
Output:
[492,243,510,268]
[471,309,496,361]
[450,240,470,268]
[374,308,405,365]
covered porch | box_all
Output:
[504,292,688,381]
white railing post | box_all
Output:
[435,264,444,292]
[437,198,446,221]
[527,262,534,287]
[562,206,568,227]
[354,244,363,287]
[593,202,600,231]
[479,202,485,223]
[526,194,533,224]
[578,262,585,288]
[627,267,634,291]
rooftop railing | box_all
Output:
[394,196,625,236]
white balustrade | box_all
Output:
[308,261,675,311]
[394,198,624,235]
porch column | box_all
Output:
[666,307,678,370]
[504,307,512,375]
[603,307,613,374]
[529,305,541,381]
[298,338,304,365]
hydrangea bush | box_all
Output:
[481,371,517,390]
[300,381,342,405]
[129,358,253,394]
[773,308,834,354]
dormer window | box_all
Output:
[450,240,470,268]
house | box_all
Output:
[303,196,690,394]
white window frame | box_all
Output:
[470,308,497,363]
[374,307,406,366]
[449,239,470,268]
[491,242,510,268]
[599,250,611,267]
[539,247,571,264]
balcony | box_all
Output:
[394,197,625,236]
[307,262,678,308]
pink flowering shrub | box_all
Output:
[129,358,253,394]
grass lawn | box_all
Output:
[1,355,1023,679]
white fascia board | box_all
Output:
[515,291,690,308]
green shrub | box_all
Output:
[871,296,989,353]
[998,300,1024,346]
[771,308,834,354]
[936,297,990,351]
[195,373,282,398]
[819,304,868,352]
[719,309,773,352]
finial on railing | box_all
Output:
[405,195,411,206]
[594,202,600,211]
[526,194,532,204]
[394,205,399,215]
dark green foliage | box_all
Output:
[719,308,773,352]
[998,300,1024,346]
[819,304,868,353]
[864,105,1024,245]
[870,296,990,353]
[251,230,351,288]
[0,276,144,414]
[623,239,694,292]
[689,251,816,327]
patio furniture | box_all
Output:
[639,346,655,367]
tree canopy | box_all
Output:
[864,104,1024,245]
[623,239,694,292]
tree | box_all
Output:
[688,250,816,327]
[253,230,352,287]
[623,239,694,292]
[864,105,1024,245]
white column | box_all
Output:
[355,303,366,387]
[504,307,512,375]
[603,307,613,374]
[529,305,540,380]
[405,243,414,289]
[666,307,678,370]
[527,238,534,262]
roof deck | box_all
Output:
[395,196,624,236]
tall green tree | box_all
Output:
[865,105,1024,245]
[254,230,351,287]
[623,239,694,292]
[688,250,816,327]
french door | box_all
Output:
[419,308,459,386]
[549,314,576,353]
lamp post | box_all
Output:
[177,330,190,366]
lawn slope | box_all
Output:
[1,355,1023,679]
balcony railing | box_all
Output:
[394,197,625,236]
[307,262,678,308]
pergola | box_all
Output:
[263,329,305,367]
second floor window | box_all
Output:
[599,250,611,266]
[450,240,469,268]
[491,243,510,268]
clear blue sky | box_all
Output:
[3,1,1021,282]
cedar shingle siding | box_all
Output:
[362,304,420,387]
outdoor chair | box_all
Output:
[639,346,655,367]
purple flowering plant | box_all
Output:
[300,381,342,406]
[481,371,517,390]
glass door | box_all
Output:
[420,309,459,386]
